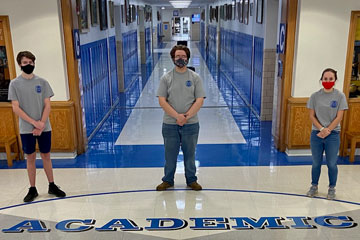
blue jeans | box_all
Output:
[162,123,199,185]
[310,130,340,187]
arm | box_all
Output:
[309,109,327,138]
[158,96,186,126]
[40,98,51,125]
[309,109,323,130]
[32,98,51,136]
[185,98,204,119]
[325,110,344,132]
[318,110,344,138]
[37,97,51,132]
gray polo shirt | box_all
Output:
[157,69,206,124]
[307,88,348,131]
[8,75,54,134]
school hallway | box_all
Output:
[1,41,360,240]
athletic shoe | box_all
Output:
[24,187,38,202]
[327,187,336,200]
[306,185,318,197]
[48,184,66,198]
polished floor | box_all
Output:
[1,41,360,239]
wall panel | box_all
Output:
[49,101,77,152]
[285,98,360,155]
[346,100,360,133]
[286,98,312,149]
[0,101,76,153]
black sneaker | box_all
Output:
[23,187,38,202]
[48,184,66,198]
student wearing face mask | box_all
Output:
[156,45,206,191]
[306,68,348,200]
[8,51,66,202]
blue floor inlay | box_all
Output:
[2,188,360,211]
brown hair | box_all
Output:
[16,51,36,65]
[320,68,337,81]
[170,45,191,59]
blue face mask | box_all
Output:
[174,58,188,68]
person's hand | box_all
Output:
[322,128,331,138]
[33,120,45,130]
[317,128,331,138]
[176,114,187,126]
[316,132,323,138]
[32,128,43,136]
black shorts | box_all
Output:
[20,131,52,154]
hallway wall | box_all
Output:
[0,0,68,101]
[206,0,278,120]
[293,0,360,97]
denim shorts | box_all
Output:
[20,131,52,154]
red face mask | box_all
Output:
[322,81,335,90]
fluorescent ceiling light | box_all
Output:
[169,1,192,8]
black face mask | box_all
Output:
[174,58,188,68]
[21,64,35,74]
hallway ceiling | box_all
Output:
[143,0,215,8]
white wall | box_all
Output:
[264,0,279,49]
[1,0,68,101]
[293,0,360,97]
[191,22,200,41]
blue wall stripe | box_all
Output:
[252,37,264,115]
[145,27,151,62]
[207,25,217,77]
[109,36,119,104]
[214,28,264,117]
[80,38,111,137]
[122,30,139,91]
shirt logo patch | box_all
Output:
[186,80,192,87]
[330,100,338,108]
[35,85,42,93]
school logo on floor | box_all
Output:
[2,189,360,239]
[2,216,357,233]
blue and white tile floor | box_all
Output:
[0,41,360,239]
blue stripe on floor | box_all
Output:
[2,188,360,211]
